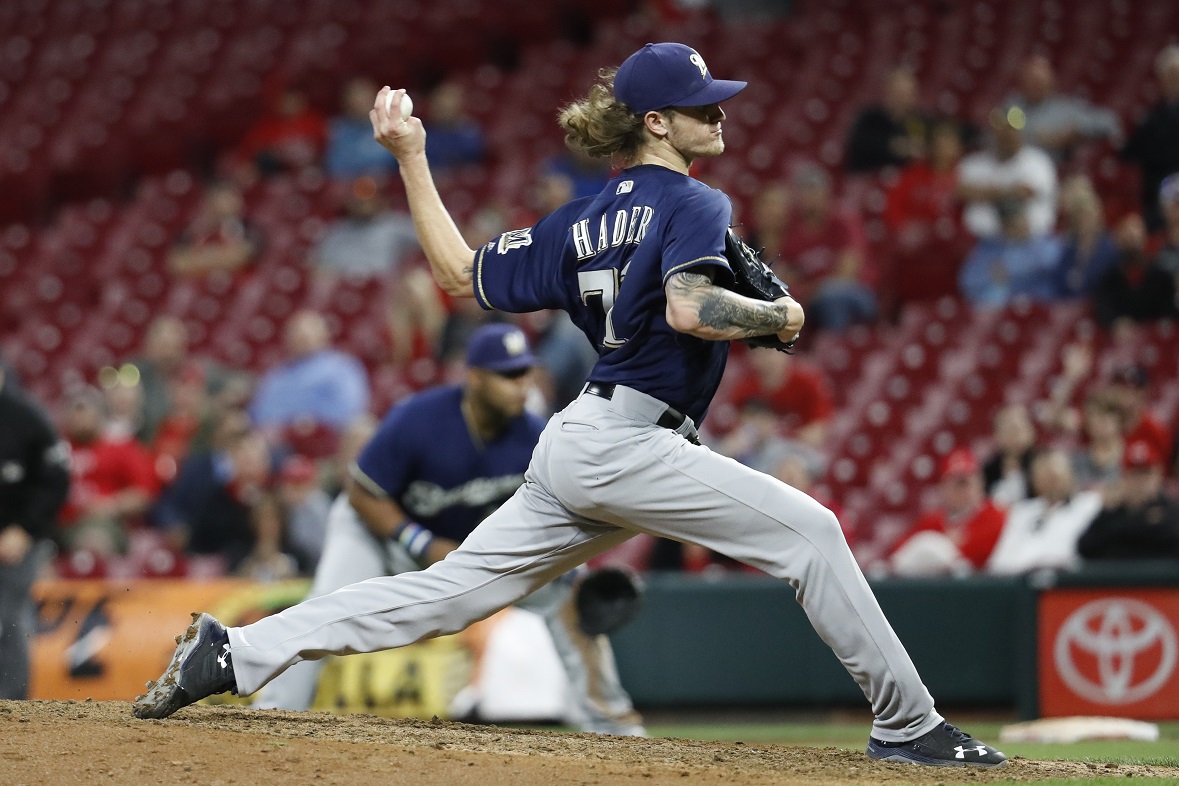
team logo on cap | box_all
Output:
[689,51,708,79]
[503,330,527,356]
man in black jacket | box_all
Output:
[844,66,928,172]
[1078,440,1179,561]
[0,367,71,698]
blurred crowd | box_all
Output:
[3,36,1179,599]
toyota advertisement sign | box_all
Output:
[1040,589,1179,719]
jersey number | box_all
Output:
[577,265,629,349]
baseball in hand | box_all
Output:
[385,91,413,121]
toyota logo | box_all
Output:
[1054,598,1177,704]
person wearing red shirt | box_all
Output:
[167,181,263,279]
[886,449,1006,576]
[885,122,964,237]
[775,164,879,330]
[232,85,327,176]
[885,122,971,302]
[727,350,834,448]
[59,387,158,555]
[1109,365,1174,472]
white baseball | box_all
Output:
[384,91,413,121]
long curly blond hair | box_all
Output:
[557,68,651,166]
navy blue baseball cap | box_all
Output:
[614,43,747,114]
[466,323,537,373]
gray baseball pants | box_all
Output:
[251,495,640,734]
[229,384,943,741]
[0,539,54,699]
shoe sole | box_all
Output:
[867,747,1008,768]
[132,612,211,720]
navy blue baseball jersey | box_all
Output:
[352,385,545,542]
[471,164,735,423]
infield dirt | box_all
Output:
[3,700,1177,785]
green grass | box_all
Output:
[643,720,1179,781]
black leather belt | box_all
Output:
[583,382,700,444]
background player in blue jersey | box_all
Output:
[135,41,1006,768]
[252,323,642,735]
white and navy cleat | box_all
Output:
[132,612,238,719]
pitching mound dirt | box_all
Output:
[3,700,1176,785]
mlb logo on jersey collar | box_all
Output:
[613,42,746,114]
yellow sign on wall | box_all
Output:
[31,579,471,719]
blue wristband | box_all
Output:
[395,521,434,561]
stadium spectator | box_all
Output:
[325,78,398,180]
[1039,341,1095,437]
[958,199,1063,307]
[542,148,613,200]
[151,363,213,485]
[1002,54,1121,162]
[1092,213,1178,328]
[231,84,326,177]
[386,266,448,368]
[725,350,834,448]
[886,449,1006,577]
[102,376,144,440]
[278,454,331,575]
[1052,177,1119,299]
[775,164,878,330]
[1070,390,1125,492]
[1122,45,1179,232]
[422,81,486,171]
[153,412,274,570]
[745,183,791,262]
[236,491,299,582]
[58,387,158,555]
[249,310,370,440]
[325,414,378,499]
[982,404,1040,506]
[884,121,964,248]
[986,448,1101,574]
[1153,174,1179,287]
[308,176,419,278]
[1077,440,1179,560]
[167,181,263,278]
[957,108,1058,239]
[844,66,928,172]
[884,121,971,303]
[0,366,70,699]
[716,397,789,469]
[129,316,190,442]
[516,170,576,227]
[1107,365,1174,470]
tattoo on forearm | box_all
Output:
[669,272,789,338]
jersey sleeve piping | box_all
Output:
[472,244,494,311]
[349,461,390,498]
[662,255,730,284]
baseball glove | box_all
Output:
[575,567,644,636]
[724,228,797,353]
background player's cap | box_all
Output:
[614,42,747,114]
[466,323,537,373]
